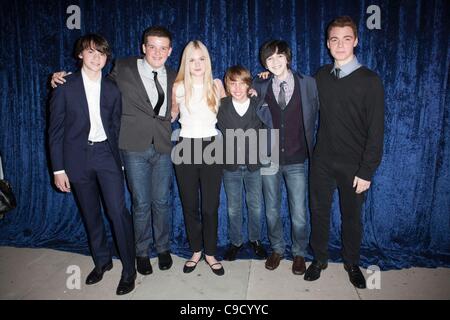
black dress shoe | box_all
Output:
[183,255,202,273]
[344,264,366,289]
[224,244,242,261]
[136,256,153,275]
[116,273,137,295]
[304,260,328,281]
[158,251,173,270]
[250,240,267,259]
[206,260,225,276]
[85,261,113,285]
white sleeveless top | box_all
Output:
[176,83,218,138]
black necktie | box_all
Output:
[278,81,287,110]
[152,71,165,116]
[334,68,341,79]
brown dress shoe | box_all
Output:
[292,256,306,275]
[265,252,282,270]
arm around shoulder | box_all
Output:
[214,79,226,98]
[171,82,181,122]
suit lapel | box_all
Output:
[130,58,155,116]
[75,71,90,122]
[297,73,311,125]
[165,68,176,119]
[296,73,313,157]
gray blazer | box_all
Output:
[252,72,319,159]
[109,57,176,154]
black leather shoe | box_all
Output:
[224,244,242,261]
[206,260,225,276]
[183,255,202,274]
[116,273,137,295]
[250,240,267,259]
[265,252,282,270]
[85,261,113,285]
[158,251,173,270]
[344,264,367,289]
[136,256,153,275]
[304,260,328,281]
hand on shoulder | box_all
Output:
[214,79,226,98]
[51,71,71,88]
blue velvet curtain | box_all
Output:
[1,0,449,270]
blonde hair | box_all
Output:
[174,40,220,113]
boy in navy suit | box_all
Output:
[48,34,136,295]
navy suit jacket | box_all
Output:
[48,71,122,182]
[252,71,320,159]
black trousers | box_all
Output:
[309,156,365,265]
[71,141,136,279]
[174,137,223,256]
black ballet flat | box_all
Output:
[206,260,225,276]
[183,255,202,273]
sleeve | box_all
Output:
[251,78,263,104]
[356,75,385,180]
[175,83,185,105]
[171,82,179,114]
[112,89,122,140]
[112,89,123,166]
[48,85,66,172]
[216,103,225,133]
[108,59,118,83]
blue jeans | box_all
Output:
[121,145,173,257]
[262,162,307,257]
[223,166,263,246]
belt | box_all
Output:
[87,139,107,145]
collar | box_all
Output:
[81,68,101,85]
[232,97,250,107]
[141,58,165,77]
[331,56,361,78]
[273,69,293,86]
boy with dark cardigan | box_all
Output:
[218,65,268,261]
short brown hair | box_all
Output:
[74,33,112,61]
[142,26,172,47]
[260,40,292,69]
[224,65,252,95]
[327,16,358,39]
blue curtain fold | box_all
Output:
[0,0,449,270]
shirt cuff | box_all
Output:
[53,170,66,175]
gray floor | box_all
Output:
[1,246,449,300]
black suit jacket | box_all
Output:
[109,57,176,153]
[48,71,122,182]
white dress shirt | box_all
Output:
[137,58,168,116]
[82,69,108,142]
